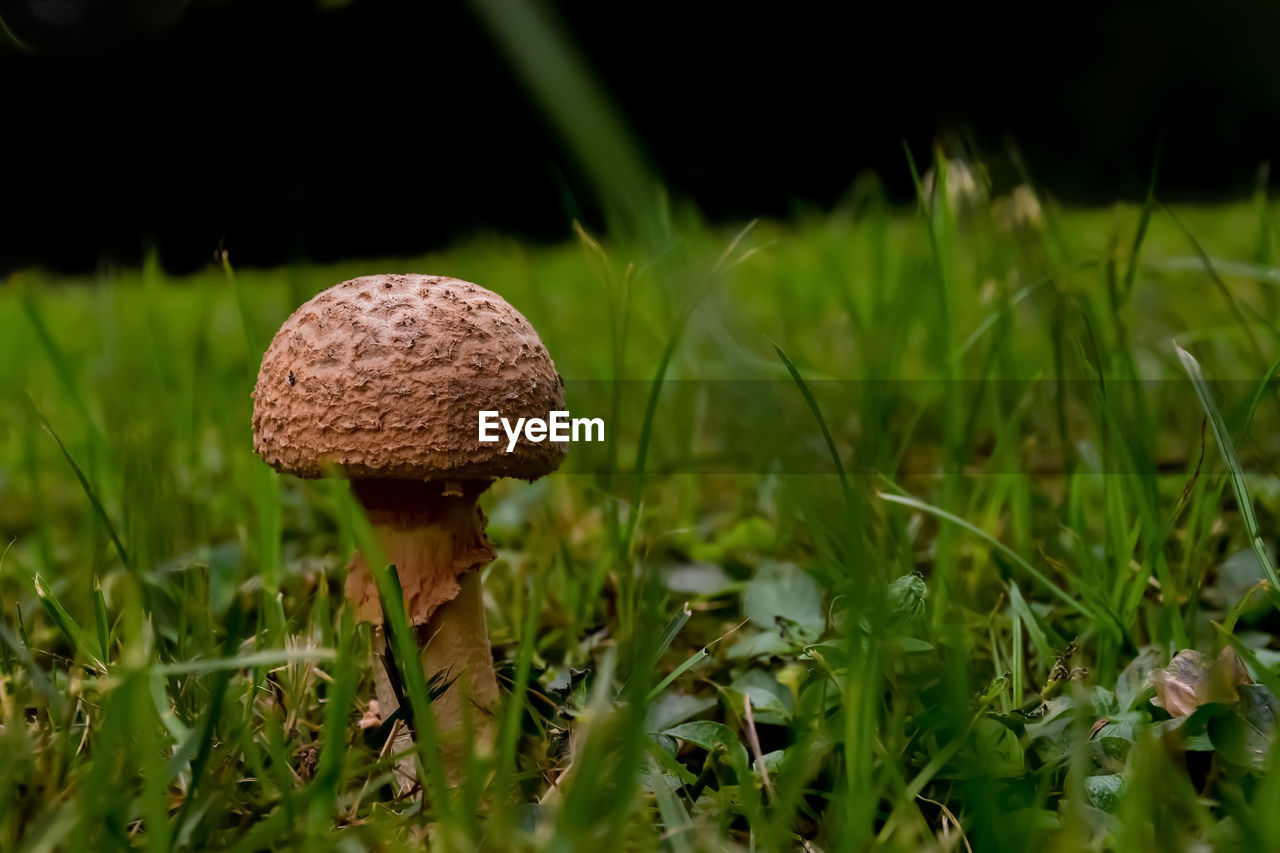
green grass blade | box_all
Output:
[93,579,110,664]
[306,610,359,836]
[650,759,694,853]
[1121,148,1160,299]
[27,396,129,569]
[0,621,64,712]
[33,574,107,673]
[170,602,245,849]
[647,646,711,704]
[1175,344,1280,607]
[372,561,451,812]
[494,570,547,800]
[769,338,849,498]
[143,647,337,677]
[1006,581,1057,668]
[623,285,717,555]
[1166,207,1265,364]
[621,601,690,698]
[468,0,658,238]
[878,491,1096,621]
[20,286,99,436]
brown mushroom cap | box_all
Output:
[252,274,566,481]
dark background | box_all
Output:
[4,0,1280,275]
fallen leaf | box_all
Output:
[1149,647,1251,717]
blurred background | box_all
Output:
[3,0,1280,275]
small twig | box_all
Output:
[917,795,973,853]
[742,695,774,803]
[74,700,92,756]
[742,696,817,850]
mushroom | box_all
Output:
[251,273,565,783]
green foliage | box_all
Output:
[4,195,1280,850]
[742,561,825,645]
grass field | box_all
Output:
[5,187,1280,850]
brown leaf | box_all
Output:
[1149,647,1252,717]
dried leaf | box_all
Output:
[1149,647,1252,717]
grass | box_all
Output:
[5,189,1280,850]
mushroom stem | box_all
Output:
[345,479,500,786]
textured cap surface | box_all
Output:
[252,274,566,480]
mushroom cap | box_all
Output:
[252,274,566,480]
